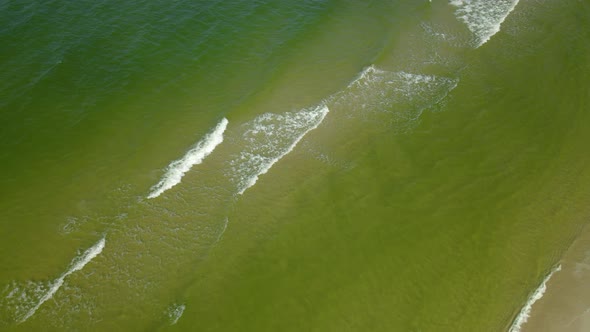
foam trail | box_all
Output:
[18,237,106,323]
[214,217,229,245]
[230,105,328,195]
[450,0,520,47]
[346,65,383,88]
[332,65,458,130]
[167,303,186,325]
[342,66,459,110]
[148,118,229,199]
[508,264,562,332]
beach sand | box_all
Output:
[520,224,590,332]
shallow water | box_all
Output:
[1,0,590,330]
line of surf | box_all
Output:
[148,118,228,199]
[167,303,186,325]
[508,264,562,332]
[345,65,384,89]
[214,217,229,245]
[233,105,329,195]
[18,236,106,323]
[450,0,520,47]
[331,64,459,132]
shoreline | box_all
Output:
[517,223,590,332]
[509,264,562,332]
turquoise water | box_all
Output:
[1,0,590,330]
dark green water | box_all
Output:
[1,0,590,330]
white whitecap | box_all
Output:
[346,65,387,88]
[148,118,229,199]
[167,303,186,325]
[343,66,459,110]
[450,0,520,47]
[214,217,229,244]
[17,237,106,323]
[508,264,562,332]
[230,105,329,195]
[332,66,458,130]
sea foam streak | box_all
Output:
[17,237,106,323]
[214,217,229,244]
[333,65,458,129]
[148,118,228,199]
[508,264,562,332]
[167,303,186,325]
[450,0,520,47]
[230,105,328,195]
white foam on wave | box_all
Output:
[346,65,386,89]
[166,303,186,325]
[1,280,49,324]
[148,118,229,199]
[347,66,458,108]
[333,65,458,129]
[214,217,229,244]
[12,237,106,323]
[230,105,329,195]
[508,264,562,332]
[450,0,520,47]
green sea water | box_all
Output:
[1,0,590,330]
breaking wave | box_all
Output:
[332,65,458,130]
[148,118,228,199]
[450,0,520,47]
[229,105,328,195]
[167,303,185,325]
[1,237,106,324]
[508,264,562,332]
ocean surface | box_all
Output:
[1,0,590,330]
